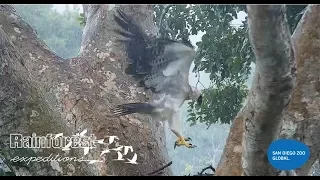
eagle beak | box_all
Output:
[174,142,178,149]
[197,95,203,106]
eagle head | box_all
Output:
[190,86,203,106]
[180,38,194,49]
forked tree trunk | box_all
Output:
[0,4,171,176]
[216,5,320,176]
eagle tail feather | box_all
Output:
[112,103,155,116]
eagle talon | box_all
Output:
[185,143,196,148]
[174,136,195,149]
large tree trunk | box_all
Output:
[216,4,320,176]
[0,4,171,176]
[279,5,320,176]
[241,5,294,176]
[216,5,295,176]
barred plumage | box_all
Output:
[112,8,202,149]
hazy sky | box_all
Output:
[52,4,83,13]
[52,4,248,89]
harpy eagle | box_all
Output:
[112,9,203,149]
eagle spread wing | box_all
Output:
[113,9,196,98]
[112,9,198,149]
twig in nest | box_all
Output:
[199,165,215,175]
[144,161,173,176]
[187,165,216,176]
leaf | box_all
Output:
[201,33,210,43]
[191,27,198,35]
[187,117,196,122]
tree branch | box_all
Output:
[0,4,172,176]
[158,4,171,31]
[216,5,320,176]
[144,161,173,176]
[198,165,215,175]
[186,165,216,176]
[157,5,177,40]
[241,5,294,175]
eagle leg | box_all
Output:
[174,136,196,149]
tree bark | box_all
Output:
[214,112,245,176]
[242,5,294,176]
[216,4,320,176]
[216,5,295,176]
[0,4,171,176]
[279,5,320,176]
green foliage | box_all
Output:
[13,5,83,59]
[153,5,251,126]
[187,83,248,126]
[78,13,86,26]
[153,5,306,127]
